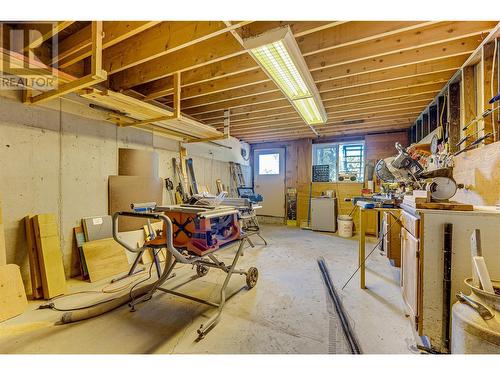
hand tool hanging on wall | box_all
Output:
[185,158,199,195]
[453,133,493,157]
[172,158,189,203]
[165,178,175,204]
[462,94,500,131]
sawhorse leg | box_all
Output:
[197,238,248,338]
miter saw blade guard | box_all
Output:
[426,177,457,201]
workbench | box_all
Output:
[358,207,401,289]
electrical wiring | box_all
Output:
[38,260,156,312]
[129,251,158,304]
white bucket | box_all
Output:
[337,215,353,238]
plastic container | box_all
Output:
[451,279,500,354]
[337,215,353,238]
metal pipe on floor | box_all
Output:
[317,257,362,354]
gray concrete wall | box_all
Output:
[0,93,232,291]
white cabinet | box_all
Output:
[400,206,500,352]
[311,197,337,232]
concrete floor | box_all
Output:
[0,224,416,354]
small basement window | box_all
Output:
[258,153,280,175]
[312,141,365,182]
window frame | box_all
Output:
[312,140,365,182]
[257,152,281,176]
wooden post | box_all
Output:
[481,41,499,144]
[91,21,103,76]
[223,109,230,137]
[448,81,461,153]
[359,208,366,289]
[173,72,181,119]
[462,65,476,148]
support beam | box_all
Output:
[173,72,181,119]
[481,41,499,144]
[461,65,476,148]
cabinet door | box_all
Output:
[401,213,421,331]
[365,210,377,235]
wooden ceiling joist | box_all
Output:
[6,20,497,142]
[197,92,438,122]
[55,21,161,68]
[178,37,479,112]
[111,21,343,91]
[104,21,252,75]
[138,21,492,106]
[180,70,451,115]
[208,102,430,128]
[225,114,419,135]
[26,21,75,50]
[241,123,412,143]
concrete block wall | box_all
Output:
[0,93,233,290]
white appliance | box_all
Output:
[311,197,337,232]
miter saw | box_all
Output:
[375,142,459,202]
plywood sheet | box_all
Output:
[81,238,130,283]
[24,216,43,299]
[118,148,158,178]
[73,226,88,279]
[82,215,112,241]
[33,214,67,299]
[108,175,163,232]
[0,264,28,322]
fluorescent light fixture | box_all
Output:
[243,26,327,130]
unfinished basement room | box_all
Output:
[1,1,500,370]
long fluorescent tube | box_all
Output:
[243,27,327,130]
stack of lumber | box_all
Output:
[79,88,222,140]
[24,214,67,299]
[402,195,474,211]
